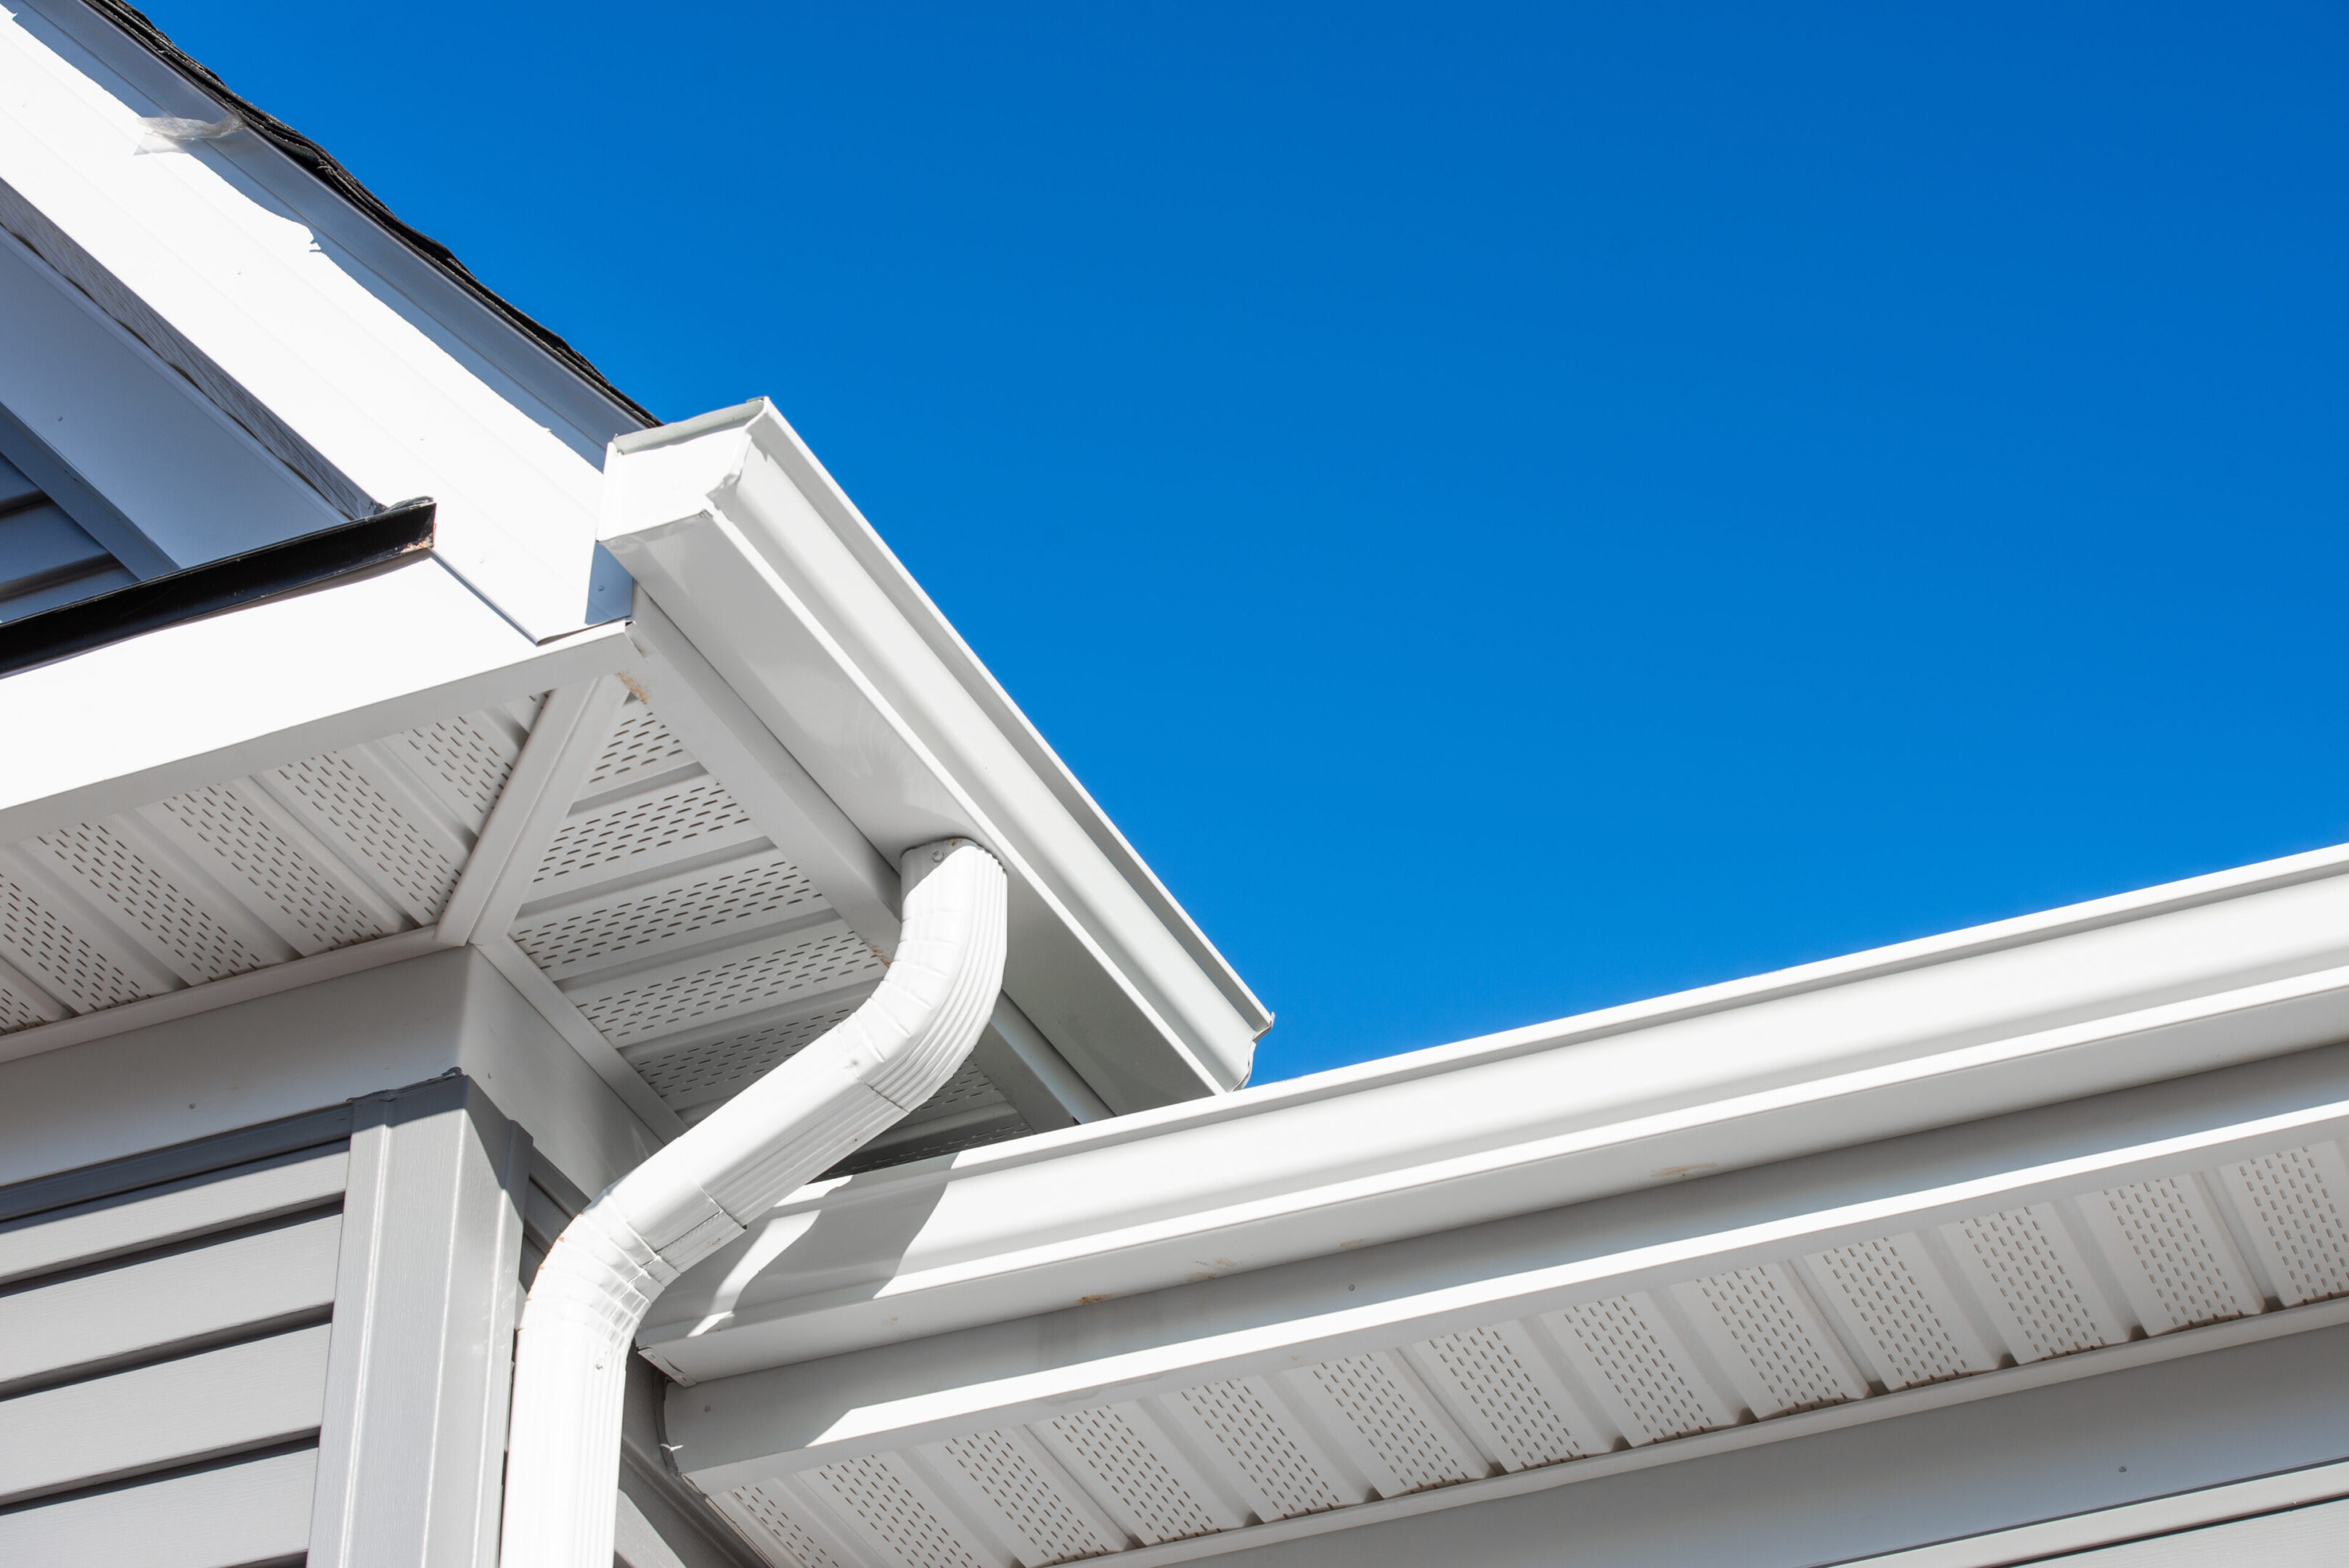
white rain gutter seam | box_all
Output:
[498,838,1007,1568]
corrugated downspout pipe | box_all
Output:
[499,838,1008,1568]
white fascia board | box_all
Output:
[0,3,635,638]
[641,843,2349,1378]
[663,1055,2349,1479]
[621,595,903,956]
[0,555,634,845]
[600,401,1265,1109]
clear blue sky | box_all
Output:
[145,2,2349,1082]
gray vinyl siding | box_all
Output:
[0,1076,752,1568]
[0,1113,351,1566]
[0,450,134,621]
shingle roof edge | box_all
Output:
[81,0,659,430]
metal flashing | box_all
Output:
[0,499,434,677]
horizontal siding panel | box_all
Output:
[0,1445,315,1568]
[0,1146,347,1288]
[0,1323,330,1506]
[0,1212,340,1388]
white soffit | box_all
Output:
[662,1063,2349,1568]
[0,563,1074,1167]
[0,559,629,846]
[0,685,548,1049]
[0,1,635,638]
[489,690,1044,1167]
[601,401,1269,1112]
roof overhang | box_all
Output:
[0,401,1267,1138]
[667,1045,2349,1471]
[641,839,2349,1380]
[643,849,2349,1564]
[600,400,1269,1109]
[0,552,629,852]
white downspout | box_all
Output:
[499,838,1008,1568]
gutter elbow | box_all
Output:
[499,838,1008,1568]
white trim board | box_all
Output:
[0,945,663,1196]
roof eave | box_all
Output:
[600,400,1265,1111]
[642,838,2349,1380]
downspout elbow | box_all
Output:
[500,838,1008,1568]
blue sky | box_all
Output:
[146,2,2349,1082]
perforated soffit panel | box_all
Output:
[508,696,1028,1159]
[0,691,1029,1166]
[0,695,547,1022]
[696,1138,2349,1568]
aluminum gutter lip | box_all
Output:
[665,1081,2349,1479]
[599,401,1267,1110]
[641,838,2349,1381]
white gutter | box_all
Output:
[641,838,2349,1381]
[498,838,1006,1568]
[598,400,1266,1110]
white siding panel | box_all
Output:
[0,1445,316,1567]
[0,1209,340,1387]
[0,1145,346,1287]
[0,1322,330,1505]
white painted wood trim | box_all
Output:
[0,2,624,637]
